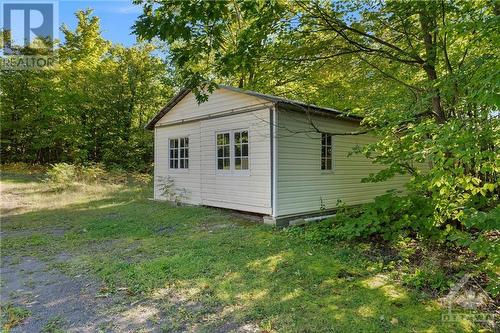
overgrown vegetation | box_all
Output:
[1,169,487,332]
[285,192,499,297]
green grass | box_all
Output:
[0,172,475,332]
[0,304,30,332]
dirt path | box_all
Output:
[1,253,261,333]
[1,255,168,332]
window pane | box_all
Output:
[327,147,332,157]
[327,135,332,146]
[218,159,223,170]
[180,149,184,158]
[223,146,230,157]
[235,144,241,157]
[235,132,240,143]
[185,148,189,158]
[185,159,189,169]
[217,147,223,158]
[235,158,241,170]
[242,144,248,157]
[224,158,230,169]
[217,133,229,145]
[241,158,249,170]
[170,160,174,168]
[327,159,332,170]
[174,160,178,168]
[241,131,248,143]
[321,159,326,170]
[180,159,184,168]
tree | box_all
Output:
[1,9,172,171]
[134,0,499,227]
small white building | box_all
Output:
[146,86,406,225]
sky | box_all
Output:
[59,0,143,46]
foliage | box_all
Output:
[46,163,77,185]
[0,9,172,171]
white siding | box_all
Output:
[157,89,269,125]
[154,88,272,215]
[199,109,271,214]
[275,109,408,217]
[154,122,202,205]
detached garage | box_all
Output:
[146,86,407,224]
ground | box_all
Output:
[0,172,475,332]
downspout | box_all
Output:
[271,105,278,218]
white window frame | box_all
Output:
[215,129,250,175]
[321,133,334,172]
[215,131,231,173]
[168,137,189,171]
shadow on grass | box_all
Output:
[0,177,473,332]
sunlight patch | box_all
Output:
[247,253,288,273]
[357,305,375,318]
[238,289,268,302]
[362,274,388,289]
[280,288,302,302]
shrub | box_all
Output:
[330,192,434,242]
[79,163,106,183]
[46,163,77,185]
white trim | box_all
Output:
[156,103,273,128]
[168,136,190,172]
[320,133,334,172]
[272,107,278,217]
[215,129,250,176]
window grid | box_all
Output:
[234,130,249,170]
[169,137,189,169]
[217,132,231,170]
[321,133,333,170]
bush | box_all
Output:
[288,192,499,298]
[330,192,434,242]
[46,163,77,185]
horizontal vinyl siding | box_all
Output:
[199,109,272,214]
[154,122,201,204]
[157,89,269,125]
[154,88,272,215]
[276,110,408,217]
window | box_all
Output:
[216,130,249,172]
[234,130,249,170]
[169,137,189,169]
[217,132,231,170]
[321,133,333,170]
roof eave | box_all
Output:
[144,88,191,130]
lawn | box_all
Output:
[0,171,475,332]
